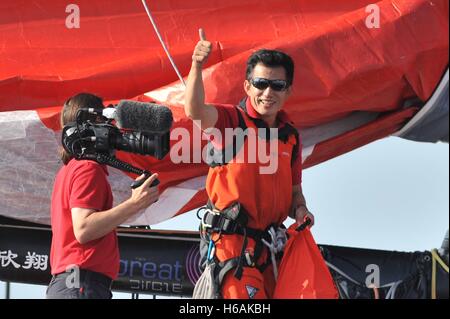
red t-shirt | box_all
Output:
[209,98,302,184]
[50,159,119,279]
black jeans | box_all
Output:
[46,269,113,299]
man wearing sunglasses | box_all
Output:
[186,29,314,299]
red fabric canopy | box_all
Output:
[0,0,447,224]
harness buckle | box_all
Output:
[201,202,246,234]
[201,208,220,231]
[261,225,288,279]
[245,251,255,267]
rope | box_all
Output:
[431,249,449,299]
[325,262,361,285]
[141,0,186,86]
[432,249,449,273]
[367,284,380,299]
[261,227,286,279]
[326,262,404,299]
[383,280,402,299]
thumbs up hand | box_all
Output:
[192,28,212,65]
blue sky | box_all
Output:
[1,136,448,298]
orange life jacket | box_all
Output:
[205,106,298,231]
[198,103,299,294]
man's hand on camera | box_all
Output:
[192,28,212,65]
[129,173,159,211]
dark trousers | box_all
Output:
[46,269,113,299]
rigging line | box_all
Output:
[141,0,186,87]
[430,249,449,299]
[325,262,361,285]
[326,261,404,299]
[384,281,402,299]
[432,249,449,273]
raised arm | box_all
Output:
[185,28,218,130]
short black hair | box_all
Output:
[246,49,294,87]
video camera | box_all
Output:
[61,100,173,188]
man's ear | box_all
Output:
[244,79,251,94]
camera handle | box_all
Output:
[95,153,160,189]
[130,171,158,189]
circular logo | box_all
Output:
[185,244,202,285]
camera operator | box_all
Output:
[46,93,159,299]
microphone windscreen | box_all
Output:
[115,100,173,132]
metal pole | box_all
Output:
[5,281,10,299]
[131,293,140,299]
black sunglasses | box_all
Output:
[250,77,288,91]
